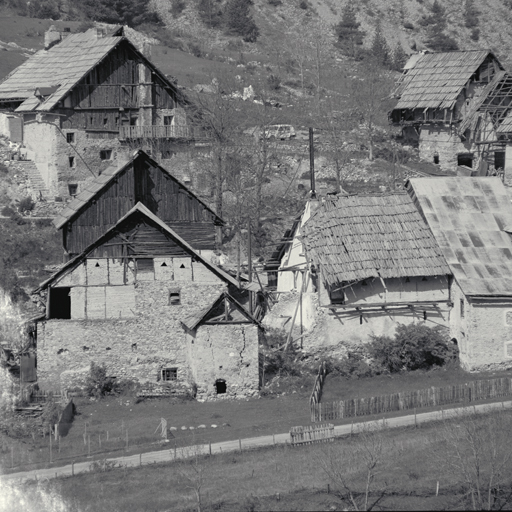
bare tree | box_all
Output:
[348,62,394,161]
[432,408,512,511]
[317,421,386,511]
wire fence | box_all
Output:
[312,376,512,422]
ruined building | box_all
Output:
[390,50,512,179]
[0,26,198,199]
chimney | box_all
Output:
[44,25,61,50]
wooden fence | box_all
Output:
[311,377,512,422]
[309,361,327,418]
[290,423,334,446]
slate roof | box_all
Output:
[35,202,238,292]
[393,50,500,110]
[0,28,185,112]
[408,177,512,297]
[52,150,223,229]
[301,194,449,286]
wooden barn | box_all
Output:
[390,50,512,176]
[0,26,195,198]
[32,202,262,399]
[52,149,223,258]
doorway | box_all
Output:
[215,379,226,394]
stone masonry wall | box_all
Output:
[37,280,227,391]
[188,324,260,400]
[419,125,472,172]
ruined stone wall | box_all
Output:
[188,324,260,400]
[266,276,451,357]
[22,116,126,198]
[53,128,124,199]
[419,125,472,171]
[37,279,227,390]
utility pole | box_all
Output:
[309,127,316,198]
[247,219,253,314]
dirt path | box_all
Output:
[2,400,511,484]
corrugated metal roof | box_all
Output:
[53,150,223,229]
[393,50,497,111]
[0,30,122,111]
[408,177,512,296]
[301,194,449,286]
[36,202,238,292]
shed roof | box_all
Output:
[181,292,261,331]
[301,194,449,286]
[393,50,499,110]
[35,202,238,292]
[52,149,223,229]
[0,28,185,112]
[408,177,512,297]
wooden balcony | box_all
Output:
[119,124,191,140]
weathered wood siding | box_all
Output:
[64,155,219,254]
[59,41,177,132]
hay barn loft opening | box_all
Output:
[49,287,71,319]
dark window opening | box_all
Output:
[131,343,137,352]
[422,277,428,281]
[162,368,177,381]
[359,314,363,325]
[405,277,410,283]
[63,27,71,32]
[329,286,345,304]
[460,299,465,319]
[361,280,368,286]
[103,117,108,127]
[100,149,112,160]
[137,258,154,272]
[130,116,137,126]
[106,347,111,351]
[215,379,226,394]
[68,184,78,196]
[423,311,427,320]
[66,132,75,143]
[180,264,186,269]
[457,154,473,168]
[49,287,71,319]
[95,262,100,267]
[169,291,181,305]
[163,115,174,126]
[433,154,440,165]
[161,262,167,267]
[68,156,75,168]
[83,346,89,351]
[495,151,505,170]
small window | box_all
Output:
[63,27,71,32]
[137,258,154,272]
[460,299,465,319]
[433,154,440,165]
[162,368,177,381]
[215,379,226,394]
[100,150,112,161]
[163,115,174,126]
[68,156,75,168]
[103,117,108,127]
[169,291,181,305]
[329,286,345,304]
[66,132,75,143]
[68,184,78,196]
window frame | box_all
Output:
[161,368,177,382]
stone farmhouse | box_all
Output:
[33,202,261,399]
[407,177,512,372]
[52,149,223,260]
[0,25,195,200]
[390,50,512,177]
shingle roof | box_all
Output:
[0,30,122,111]
[301,194,449,286]
[35,202,238,292]
[393,50,499,110]
[0,28,187,112]
[52,149,223,229]
[408,177,512,297]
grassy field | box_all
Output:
[8,408,512,511]
[321,367,512,402]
